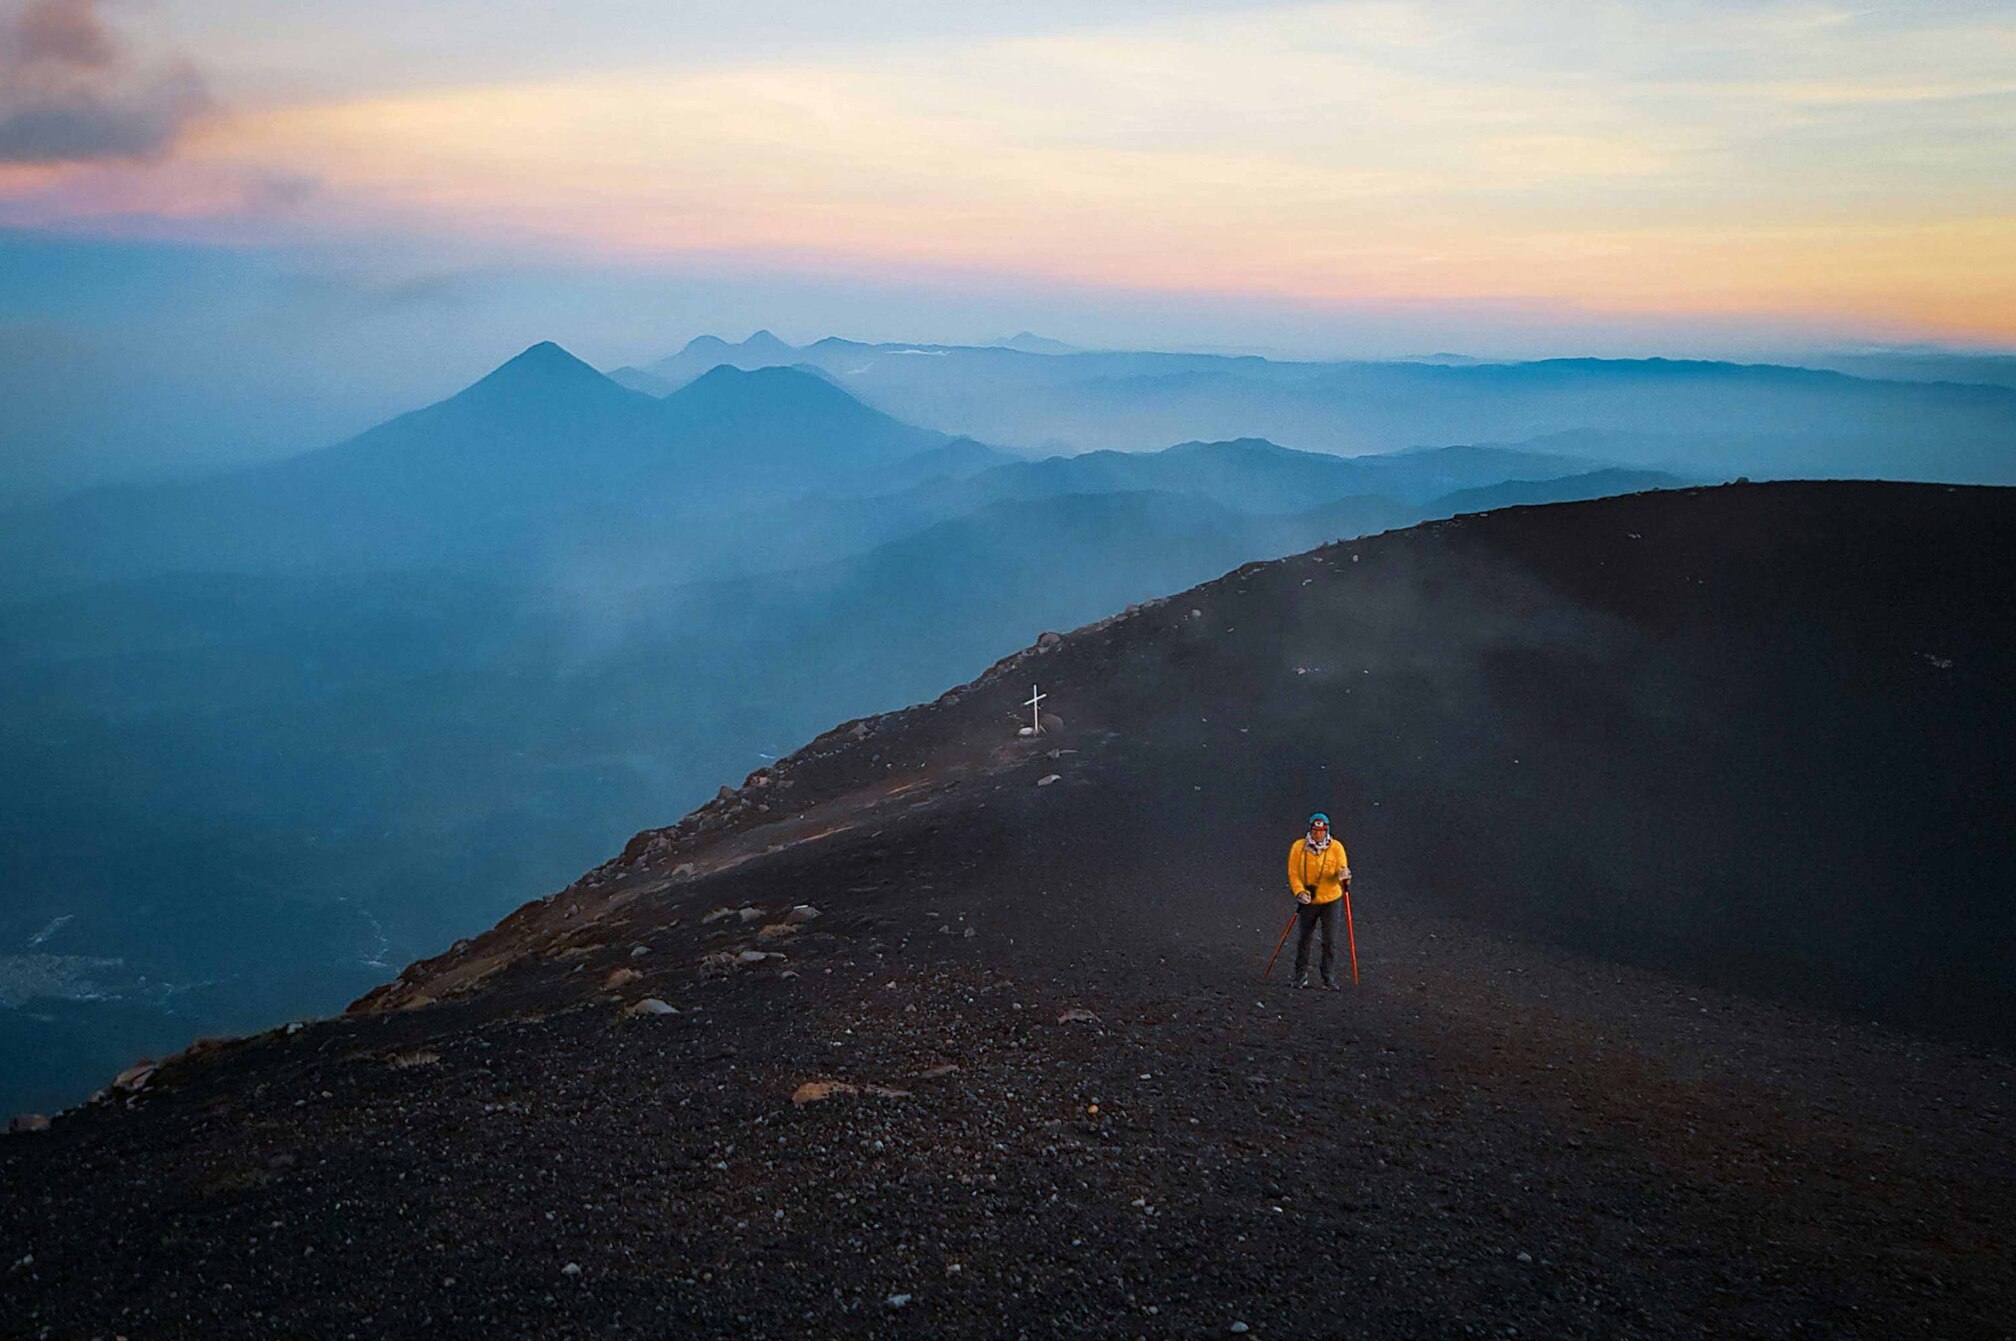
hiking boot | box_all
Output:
[1294,972,1311,989]
[1321,974,1342,991]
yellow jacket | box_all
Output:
[1288,836,1349,904]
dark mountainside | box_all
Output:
[6,482,2012,1339]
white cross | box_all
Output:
[1024,684,1047,735]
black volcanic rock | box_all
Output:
[4,482,2012,1339]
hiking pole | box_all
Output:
[1261,906,1299,980]
[1342,886,1359,985]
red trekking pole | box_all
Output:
[1342,885,1359,985]
[1260,906,1300,980]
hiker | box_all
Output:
[1287,811,1350,989]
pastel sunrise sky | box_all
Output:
[2,0,2012,494]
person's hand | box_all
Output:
[1295,891,1312,905]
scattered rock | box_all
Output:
[716,786,735,802]
[602,967,642,989]
[112,1062,157,1094]
[1057,1008,1099,1024]
[887,1292,913,1309]
[387,1050,441,1070]
[630,944,649,958]
[916,1063,961,1079]
[562,1262,582,1278]
[737,907,765,923]
[757,923,798,941]
[792,1080,912,1106]
[7,1114,50,1134]
[737,950,775,964]
[283,1022,305,1036]
[1037,631,1063,647]
[1039,712,1065,733]
[1037,774,1062,787]
[784,904,821,924]
[1230,1323,1250,1334]
[625,998,679,1017]
[702,907,737,924]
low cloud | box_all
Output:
[0,0,210,164]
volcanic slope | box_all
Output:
[5,481,2013,1340]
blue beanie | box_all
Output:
[1308,812,1329,826]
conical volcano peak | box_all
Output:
[473,340,605,388]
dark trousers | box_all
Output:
[1294,898,1338,980]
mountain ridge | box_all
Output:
[7,481,2008,1340]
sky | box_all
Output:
[1,0,2013,496]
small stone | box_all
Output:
[737,950,771,964]
[757,923,797,941]
[626,998,679,1017]
[887,1293,912,1309]
[793,1080,911,1106]
[1231,1324,1249,1334]
[283,1022,305,1036]
[1057,1008,1098,1024]
[630,945,649,958]
[1037,631,1063,647]
[1516,1251,1533,1263]
[7,1114,50,1134]
[1036,774,1061,787]
[784,905,821,924]
[737,907,765,922]
[602,967,642,990]
[562,1263,582,1278]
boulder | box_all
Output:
[7,1114,50,1134]
[112,1062,157,1093]
[602,967,642,990]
